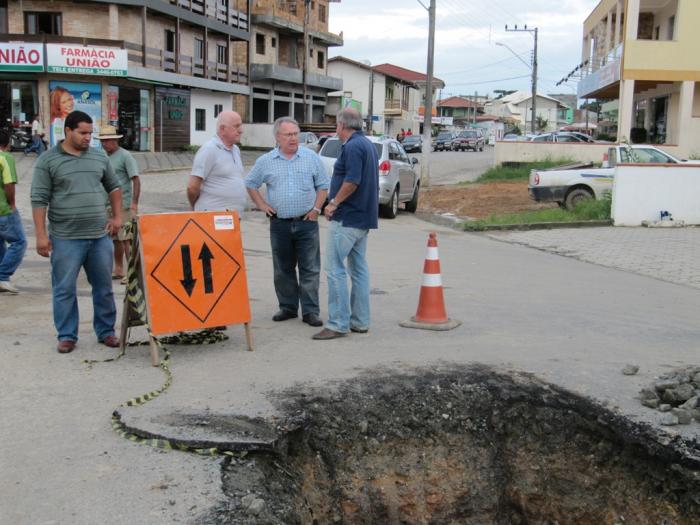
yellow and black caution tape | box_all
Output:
[85,220,239,458]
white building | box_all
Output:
[485,91,569,133]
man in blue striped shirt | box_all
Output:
[246,117,329,327]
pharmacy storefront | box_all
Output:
[0,40,155,151]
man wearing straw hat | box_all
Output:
[97,125,140,284]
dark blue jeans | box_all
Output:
[50,235,116,342]
[0,210,27,281]
[269,217,320,316]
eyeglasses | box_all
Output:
[279,132,299,138]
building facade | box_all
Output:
[0,0,252,150]
[485,91,568,133]
[578,0,700,154]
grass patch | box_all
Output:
[463,196,611,231]
[475,158,577,183]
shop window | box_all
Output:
[195,108,206,131]
[25,12,62,35]
[0,0,8,33]
[319,4,327,23]
[214,104,223,118]
[217,44,227,66]
[317,50,324,69]
[256,33,265,55]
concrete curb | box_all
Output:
[415,211,613,233]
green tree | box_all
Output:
[536,116,548,132]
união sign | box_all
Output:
[47,44,127,76]
[0,43,44,72]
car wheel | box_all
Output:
[404,182,419,213]
[381,187,399,219]
[564,188,594,210]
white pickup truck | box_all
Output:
[528,145,700,210]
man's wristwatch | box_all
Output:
[312,207,322,214]
[330,198,338,206]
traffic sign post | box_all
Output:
[120,211,253,364]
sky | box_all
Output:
[328,0,600,101]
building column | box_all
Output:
[676,81,694,154]
[614,0,622,55]
[625,0,640,41]
[618,79,635,142]
[108,5,119,40]
[268,84,275,123]
[605,10,612,64]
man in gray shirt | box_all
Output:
[187,111,247,214]
[31,111,123,354]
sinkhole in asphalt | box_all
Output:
[206,366,700,524]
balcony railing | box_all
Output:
[385,99,409,113]
[125,41,248,84]
[169,0,249,31]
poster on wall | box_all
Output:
[49,81,102,147]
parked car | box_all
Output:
[531,132,589,143]
[528,145,700,210]
[318,136,421,218]
[501,133,522,141]
[452,129,485,152]
[432,131,455,151]
[401,135,422,153]
[298,131,320,152]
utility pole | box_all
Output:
[505,24,538,134]
[421,0,436,188]
[302,0,310,123]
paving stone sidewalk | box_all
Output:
[488,226,700,289]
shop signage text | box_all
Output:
[0,43,44,72]
[47,44,127,77]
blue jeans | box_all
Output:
[0,210,27,281]
[325,220,370,333]
[50,235,116,342]
[270,217,321,316]
[25,135,45,154]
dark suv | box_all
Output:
[432,132,454,151]
[452,129,485,152]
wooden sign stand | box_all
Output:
[118,214,253,367]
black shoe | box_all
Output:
[302,313,323,327]
[272,310,298,322]
[350,326,369,334]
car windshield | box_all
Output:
[459,131,477,138]
[403,136,420,144]
[319,139,382,159]
[437,133,452,140]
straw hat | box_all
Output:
[96,125,123,140]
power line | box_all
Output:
[447,74,531,87]
[437,52,531,76]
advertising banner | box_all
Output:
[46,44,127,77]
[0,43,44,72]
[49,81,102,147]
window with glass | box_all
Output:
[195,108,206,131]
[214,104,223,118]
[25,12,62,35]
[0,0,8,33]
[319,4,327,23]
[195,38,204,61]
[217,44,227,65]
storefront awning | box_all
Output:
[126,77,173,87]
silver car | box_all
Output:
[318,136,421,218]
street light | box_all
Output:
[495,42,531,71]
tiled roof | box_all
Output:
[372,63,445,87]
[438,96,480,108]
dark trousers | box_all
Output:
[269,217,320,316]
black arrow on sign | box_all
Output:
[179,244,197,297]
[199,242,214,294]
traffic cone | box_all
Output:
[400,232,461,331]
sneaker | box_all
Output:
[0,281,19,294]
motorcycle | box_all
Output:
[3,119,32,151]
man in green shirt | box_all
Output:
[97,125,140,283]
[31,111,123,354]
[0,130,27,294]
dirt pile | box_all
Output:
[198,366,700,524]
[418,181,558,219]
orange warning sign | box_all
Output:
[138,211,251,335]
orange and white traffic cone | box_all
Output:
[400,232,461,331]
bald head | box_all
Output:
[216,110,243,148]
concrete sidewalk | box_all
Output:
[3,167,700,524]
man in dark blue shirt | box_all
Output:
[313,108,379,340]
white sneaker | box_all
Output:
[0,280,19,294]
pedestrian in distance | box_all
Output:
[313,108,379,340]
[24,114,46,155]
[246,117,329,327]
[31,110,123,354]
[0,130,27,294]
[97,125,140,285]
[187,110,247,215]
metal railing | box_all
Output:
[169,0,249,31]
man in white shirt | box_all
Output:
[187,111,247,214]
[25,114,46,155]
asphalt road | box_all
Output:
[3,163,700,524]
